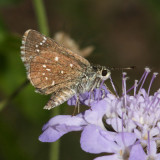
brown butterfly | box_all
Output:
[21,30,111,110]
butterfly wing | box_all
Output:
[44,87,77,110]
[21,29,90,95]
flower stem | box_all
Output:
[32,0,49,36]
[50,140,60,160]
[49,109,60,160]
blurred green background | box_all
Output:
[0,0,160,160]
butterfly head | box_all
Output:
[92,65,111,81]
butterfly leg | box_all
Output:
[88,78,101,105]
[94,80,109,100]
[77,95,80,113]
[96,82,107,99]
[102,83,115,95]
[100,87,106,99]
[99,83,115,98]
[88,90,94,106]
[72,95,80,116]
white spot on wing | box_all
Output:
[60,71,64,74]
[70,64,73,67]
[22,41,25,44]
[40,42,43,45]
[36,45,38,48]
[21,57,26,62]
[20,46,25,49]
[21,51,25,55]
[36,49,40,52]
[43,65,46,68]
[55,57,59,61]
[42,73,45,75]
[46,68,51,71]
[25,64,29,70]
[51,81,55,86]
[45,77,48,80]
[43,37,47,40]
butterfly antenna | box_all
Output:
[109,66,136,71]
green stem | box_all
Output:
[50,140,60,160]
[32,0,49,36]
[32,1,60,160]
[49,108,61,160]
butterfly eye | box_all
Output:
[102,69,108,76]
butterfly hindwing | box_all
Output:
[44,87,76,109]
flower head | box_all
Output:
[39,68,160,160]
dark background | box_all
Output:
[0,0,160,160]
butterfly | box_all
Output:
[21,29,111,110]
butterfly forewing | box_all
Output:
[21,29,90,95]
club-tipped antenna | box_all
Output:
[109,66,136,71]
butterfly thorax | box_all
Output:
[75,65,111,94]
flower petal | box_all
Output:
[148,141,156,156]
[115,132,136,147]
[129,144,147,160]
[156,153,160,160]
[84,99,107,127]
[42,114,86,131]
[39,125,64,142]
[99,129,117,142]
[80,125,118,154]
[39,115,87,142]
[94,154,119,160]
[107,117,123,132]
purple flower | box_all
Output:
[39,68,160,160]
[67,85,109,106]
